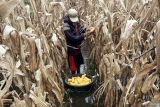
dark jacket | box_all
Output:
[63,16,86,54]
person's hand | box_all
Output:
[88,27,95,33]
[84,27,95,40]
[86,27,95,36]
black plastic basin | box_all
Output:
[64,74,96,92]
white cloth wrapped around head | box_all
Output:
[68,8,79,22]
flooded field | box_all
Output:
[63,77,103,107]
[63,90,95,107]
[63,88,104,107]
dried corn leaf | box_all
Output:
[141,73,158,94]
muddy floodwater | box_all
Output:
[63,83,103,107]
[63,63,101,107]
[64,90,95,107]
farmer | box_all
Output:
[63,8,94,74]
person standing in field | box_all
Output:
[63,8,94,74]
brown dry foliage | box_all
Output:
[0,0,68,107]
[1,0,160,107]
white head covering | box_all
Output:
[68,8,79,22]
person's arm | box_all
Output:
[64,30,85,43]
[80,25,86,34]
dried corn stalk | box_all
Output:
[1,0,160,107]
[0,0,66,107]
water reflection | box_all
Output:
[71,91,95,107]
[85,96,94,104]
[64,90,96,107]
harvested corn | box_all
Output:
[68,74,91,86]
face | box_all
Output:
[72,22,79,26]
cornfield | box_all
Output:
[0,0,160,107]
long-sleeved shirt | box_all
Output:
[63,16,86,54]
